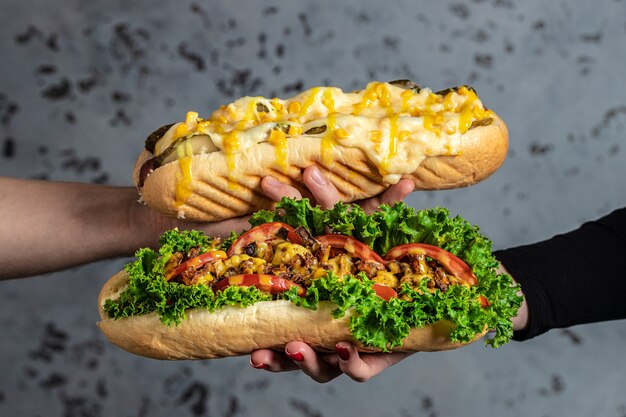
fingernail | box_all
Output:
[335,344,350,361]
[264,176,281,188]
[309,167,327,186]
[286,350,304,362]
[249,358,268,369]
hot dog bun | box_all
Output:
[134,81,508,222]
[98,270,487,360]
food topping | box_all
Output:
[163,228,478,302]
[144,81,495,205]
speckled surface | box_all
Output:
[2,1,626,416]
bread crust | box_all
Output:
[135,113,507,222]
[98,271,486,360]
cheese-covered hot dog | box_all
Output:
[134,80,508,221]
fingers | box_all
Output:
[334,343,414,382]
[263,167,411,214]
[261,175,304,202]
[249,348,300,372]
[250,342,342,383]
[380,179,415,205]
[282,342,343,383]
[250,342,414,383]
[358,178,414,214]
[302,166,341,210]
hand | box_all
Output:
[249,166,415,382]
[261,165,415,213]
[250,342,413,383]
[0,168,411,279]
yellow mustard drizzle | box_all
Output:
[335,128,350,139]
[421,94,447,136]
[352,83,378,114]
[443,92,455,111]
[375,83,395,116]
[288,125,302,136]
[244,99,258,123]
[185,111,198,126]
[287,101,302,115]
[422,111,438,135]
[321,113,337,164]
[175,156,194,206]
[174,124,189,139]
[299,87,322,117]
[376,83,390,106]
[458,87,478,134]
[224,130,240,185]
[386,115,400,163]
[400,90,413,113]
[271,98,283,112]
[169,111,199,151]
[268,129,287,169]
[322,88,335,113]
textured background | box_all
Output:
[2,1,626,416]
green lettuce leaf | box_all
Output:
[103,232,271,326]
[250,198,326,235]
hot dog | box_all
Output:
[98,198,522,360]
[134,80,508,221]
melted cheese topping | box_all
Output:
[175,156,194,206]
[154,81,494,203]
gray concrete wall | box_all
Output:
[1,1,625,416]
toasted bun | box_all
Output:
[136,114,507,222]
[98,271,486,360]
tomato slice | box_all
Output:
[227,222,303,256]
[372,283,398,301]
[165,250,227,281]
[213,274,306,297]
[315,234,386,264]
[479,295,490,308]
[384,243,478,286]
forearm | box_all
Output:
[0,178,154,279]
[0,171,424,280]
[495,207,626,340]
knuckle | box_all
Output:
[311,373,334,384]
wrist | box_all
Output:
[124,191,176,252]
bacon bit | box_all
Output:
[355,260,385,279]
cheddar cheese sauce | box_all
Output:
[149,81,493,199]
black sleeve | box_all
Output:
[494,207,626,341]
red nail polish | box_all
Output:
[286,350,304,362]
[250,359,268,369]
[336,345,350,361]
